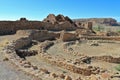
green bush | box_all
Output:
[117,30,120,33]
[115,64,120,71]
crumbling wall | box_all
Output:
[12,37,32,50]
[16,49,38,58]
[80,36,120,41]
[92,56,120,63]
[0,21,43,35]
[74,22,93,29]
[16,30,60,41]
[60,31,78,42]
[0,14,94,35]
[43,14,77,31]
[76,29,95,36]
[0,20,77,35]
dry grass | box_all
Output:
[0,39,9,50]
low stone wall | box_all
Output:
[60,31,78,42]
[16,30,60,41]
[16,29,80,42]
[39,53,92,76]
[38,41,54,53]
[0,21,43,35]
[92,56,120,63]
[31,31,59,41]
[16,49,38,58]
[38,41,107,76]
[63,41,76,47]
[12,37,32,50]
[81,36,120,41]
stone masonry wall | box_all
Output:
[0,14,94,35]
[16,30,60,41]
[0,21,43,35]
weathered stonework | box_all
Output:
[92,56,120,63]
[1,14,120,80]
[16,30,60,41]
[0,14,94,35]
[1,35,73,80]
[60,30,78,42]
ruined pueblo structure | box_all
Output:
[0,14,120,80]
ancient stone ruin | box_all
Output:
[0,14,120,80]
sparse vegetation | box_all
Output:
[115,64,120,71]
[0,39,9,50]
[63,71,67,73]
[117,30,120,33]
[93,24,105,32]
[0,39,9,47]
[93,24,120,33]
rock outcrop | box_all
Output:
[73,18,119,26]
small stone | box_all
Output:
[32,65,38,70]
[50,72,58,78]
[26,61,31,65]
[100,69,106,73]
[101,73,111,79]
[114,72,119,74]
[76,77,82,80]
[88,66,93,69]
[3,57,9,61]
[89,75,98,80]
[59,74,65,79]
[82,70,91,76]
[64,75,72,80]
[24,64,31,68]
[40,68,50,74]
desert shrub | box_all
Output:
[117,30,120,33]
[115,64,120,71]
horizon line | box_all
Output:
[0,17,119,22]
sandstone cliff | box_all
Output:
[73,18,119,26]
